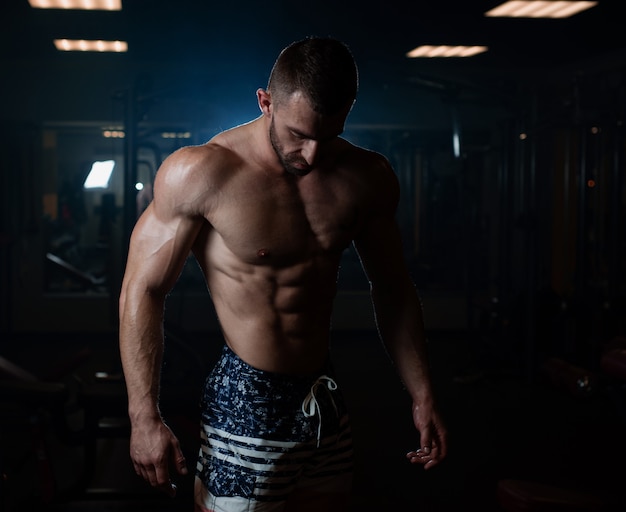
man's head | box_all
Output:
[267,36,359,116]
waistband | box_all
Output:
[200,344,346,442]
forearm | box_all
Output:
[119,285,167,424]
[371,282,434,405]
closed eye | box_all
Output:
[290,128,343,143]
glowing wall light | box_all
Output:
[84,160,115,189]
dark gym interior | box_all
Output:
[2,1,626,511]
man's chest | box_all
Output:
[209,176,361,264]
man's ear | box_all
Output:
[257,88,272,116]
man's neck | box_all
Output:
[248,116,286,175]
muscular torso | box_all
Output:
[161,122,389,375]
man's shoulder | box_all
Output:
[335,139,395,184]
[157,138,245,189]
[337,138,390,166]
[168,139,241,169]
[331,139,399,210]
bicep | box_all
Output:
[353,192,422,343]
[353,158,409,287]
[123,148,211,296]
[123,202,203,298]
[354,215,409,289]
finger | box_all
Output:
[405,444,434,459]
[154,461,171,490]
[419,428,432,454]
[137,466,149,483]
[406,449,431,464]
[153,468,177,497]
[408,442,444,463]
[437,436,448,459]
[408,455,430,465]
[173,445,188,476]
[424,456,442,470]
[144,466,159,488]
[160,480,177,497]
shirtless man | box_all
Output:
[119,36,448,512]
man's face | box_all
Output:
[268,91,350,176]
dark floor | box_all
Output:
[1,328,625,511]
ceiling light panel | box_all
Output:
[54,39,128,52]
[29,0,121,10]
[406,45,488,58]
[485,1,598,18]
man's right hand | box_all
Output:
[129,418,188,497]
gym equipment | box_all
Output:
[0,348,91,510]
[497,479,608,512]
[497,335,626,512]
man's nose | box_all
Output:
[301,140,319,166]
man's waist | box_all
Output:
[222,336,331,376]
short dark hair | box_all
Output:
[268,36,359,115]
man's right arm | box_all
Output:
[353,152,448,469]
[118,147,209,494]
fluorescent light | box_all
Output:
[161,132,192,139]
[29,0,121,10]
[406,45,488,58]
[54,39,128,52]
[485,1,598,18]
[103,128,125,138]
[84,160,115,189]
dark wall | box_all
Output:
[2,51,626,376]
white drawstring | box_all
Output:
[301,375,338,447]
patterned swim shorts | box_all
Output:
[194,344,354,512]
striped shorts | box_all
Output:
[195,344,354,512]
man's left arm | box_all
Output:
[353,160,448,469]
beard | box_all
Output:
[269,118,312,176]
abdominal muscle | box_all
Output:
[201,253,341,376]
